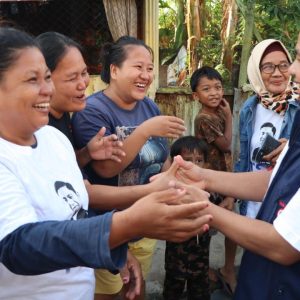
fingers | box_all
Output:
[165,214,213,242]
[106,133,118,142]
[120,266,130,284]
[96,127,106,139]
[174,155,191,169]
[153,188,187,205]
[166,159,179,176]
[263,145,284,162]
[171,181,210,199]
[149,173,160,182]
[123,252,142,300]
[166,199,210,219]
[163,116,186,138]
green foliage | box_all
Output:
[159,0,300,87]
[254,0,300,54]
[197,0,223,67]
[159,0,177,64]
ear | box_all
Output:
[110,64,118,80]
[192,92,199,101]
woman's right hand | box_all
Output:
[263,138,288,165]
[122,187,212,243]
[141,116,185,138]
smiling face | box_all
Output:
[288,34,300,84]
[108,45,154,109]
[260,50,290,95]
[0,47,53,143]
[192,76,223,112]
[50,47,89,118]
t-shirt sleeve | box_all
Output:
[72,104,113,149]
[0,212,127,275]
[273,188,300,252]
[0,163,38,241]
[194,115,224,144]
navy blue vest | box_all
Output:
[234,109,300,300]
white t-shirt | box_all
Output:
[247,104,283,218]
[272,142,300,252]
[0,126,94,300]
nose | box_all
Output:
[272,65,283,76]
[77,75,89,90]
[139,68,151,80]
[41,79,54,96]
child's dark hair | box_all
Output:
[190,66,223,92]
[36,32,83,72]
[100,35,153,84]
[170,136,208,162]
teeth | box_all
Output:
[135,83,146,88]
[34,103,50,109]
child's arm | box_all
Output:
[213,99,232,152]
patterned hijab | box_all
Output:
[247,39,299,116]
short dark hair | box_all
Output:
[54,181,77,195]
[36,32,83,72]
[190,66,223,92]
[0,27,38,82]
[170,136,208,162]
[100,35,153,84]
[260,122,276,135]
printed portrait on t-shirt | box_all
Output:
[252,122,276,165]
[115,126,168,186]
[54,181,88,220]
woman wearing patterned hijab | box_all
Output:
[235,39,300,219]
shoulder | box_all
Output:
[195,111,217,122]
[142,96,159,109]
[242,94,258,109]
[136,97,160,115]
[86,91,108,109]
[36,126,74,153]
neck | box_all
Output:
[49,107,64,119]
[0,123,36,146]
[201,106,217,114]
[104,86,137,110]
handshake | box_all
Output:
[119,155,212,244]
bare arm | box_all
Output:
[86,161,180,210]
[213,99,232,152]
[205,202,300,265]
[86,183,154,210]
[174,155,271,201]
[171,182,300,265]
[91,116,185,178]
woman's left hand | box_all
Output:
[87,127,125,162]
[263,138,288,165]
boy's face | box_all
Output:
[192,76,223,109]
[181,149,205,167]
